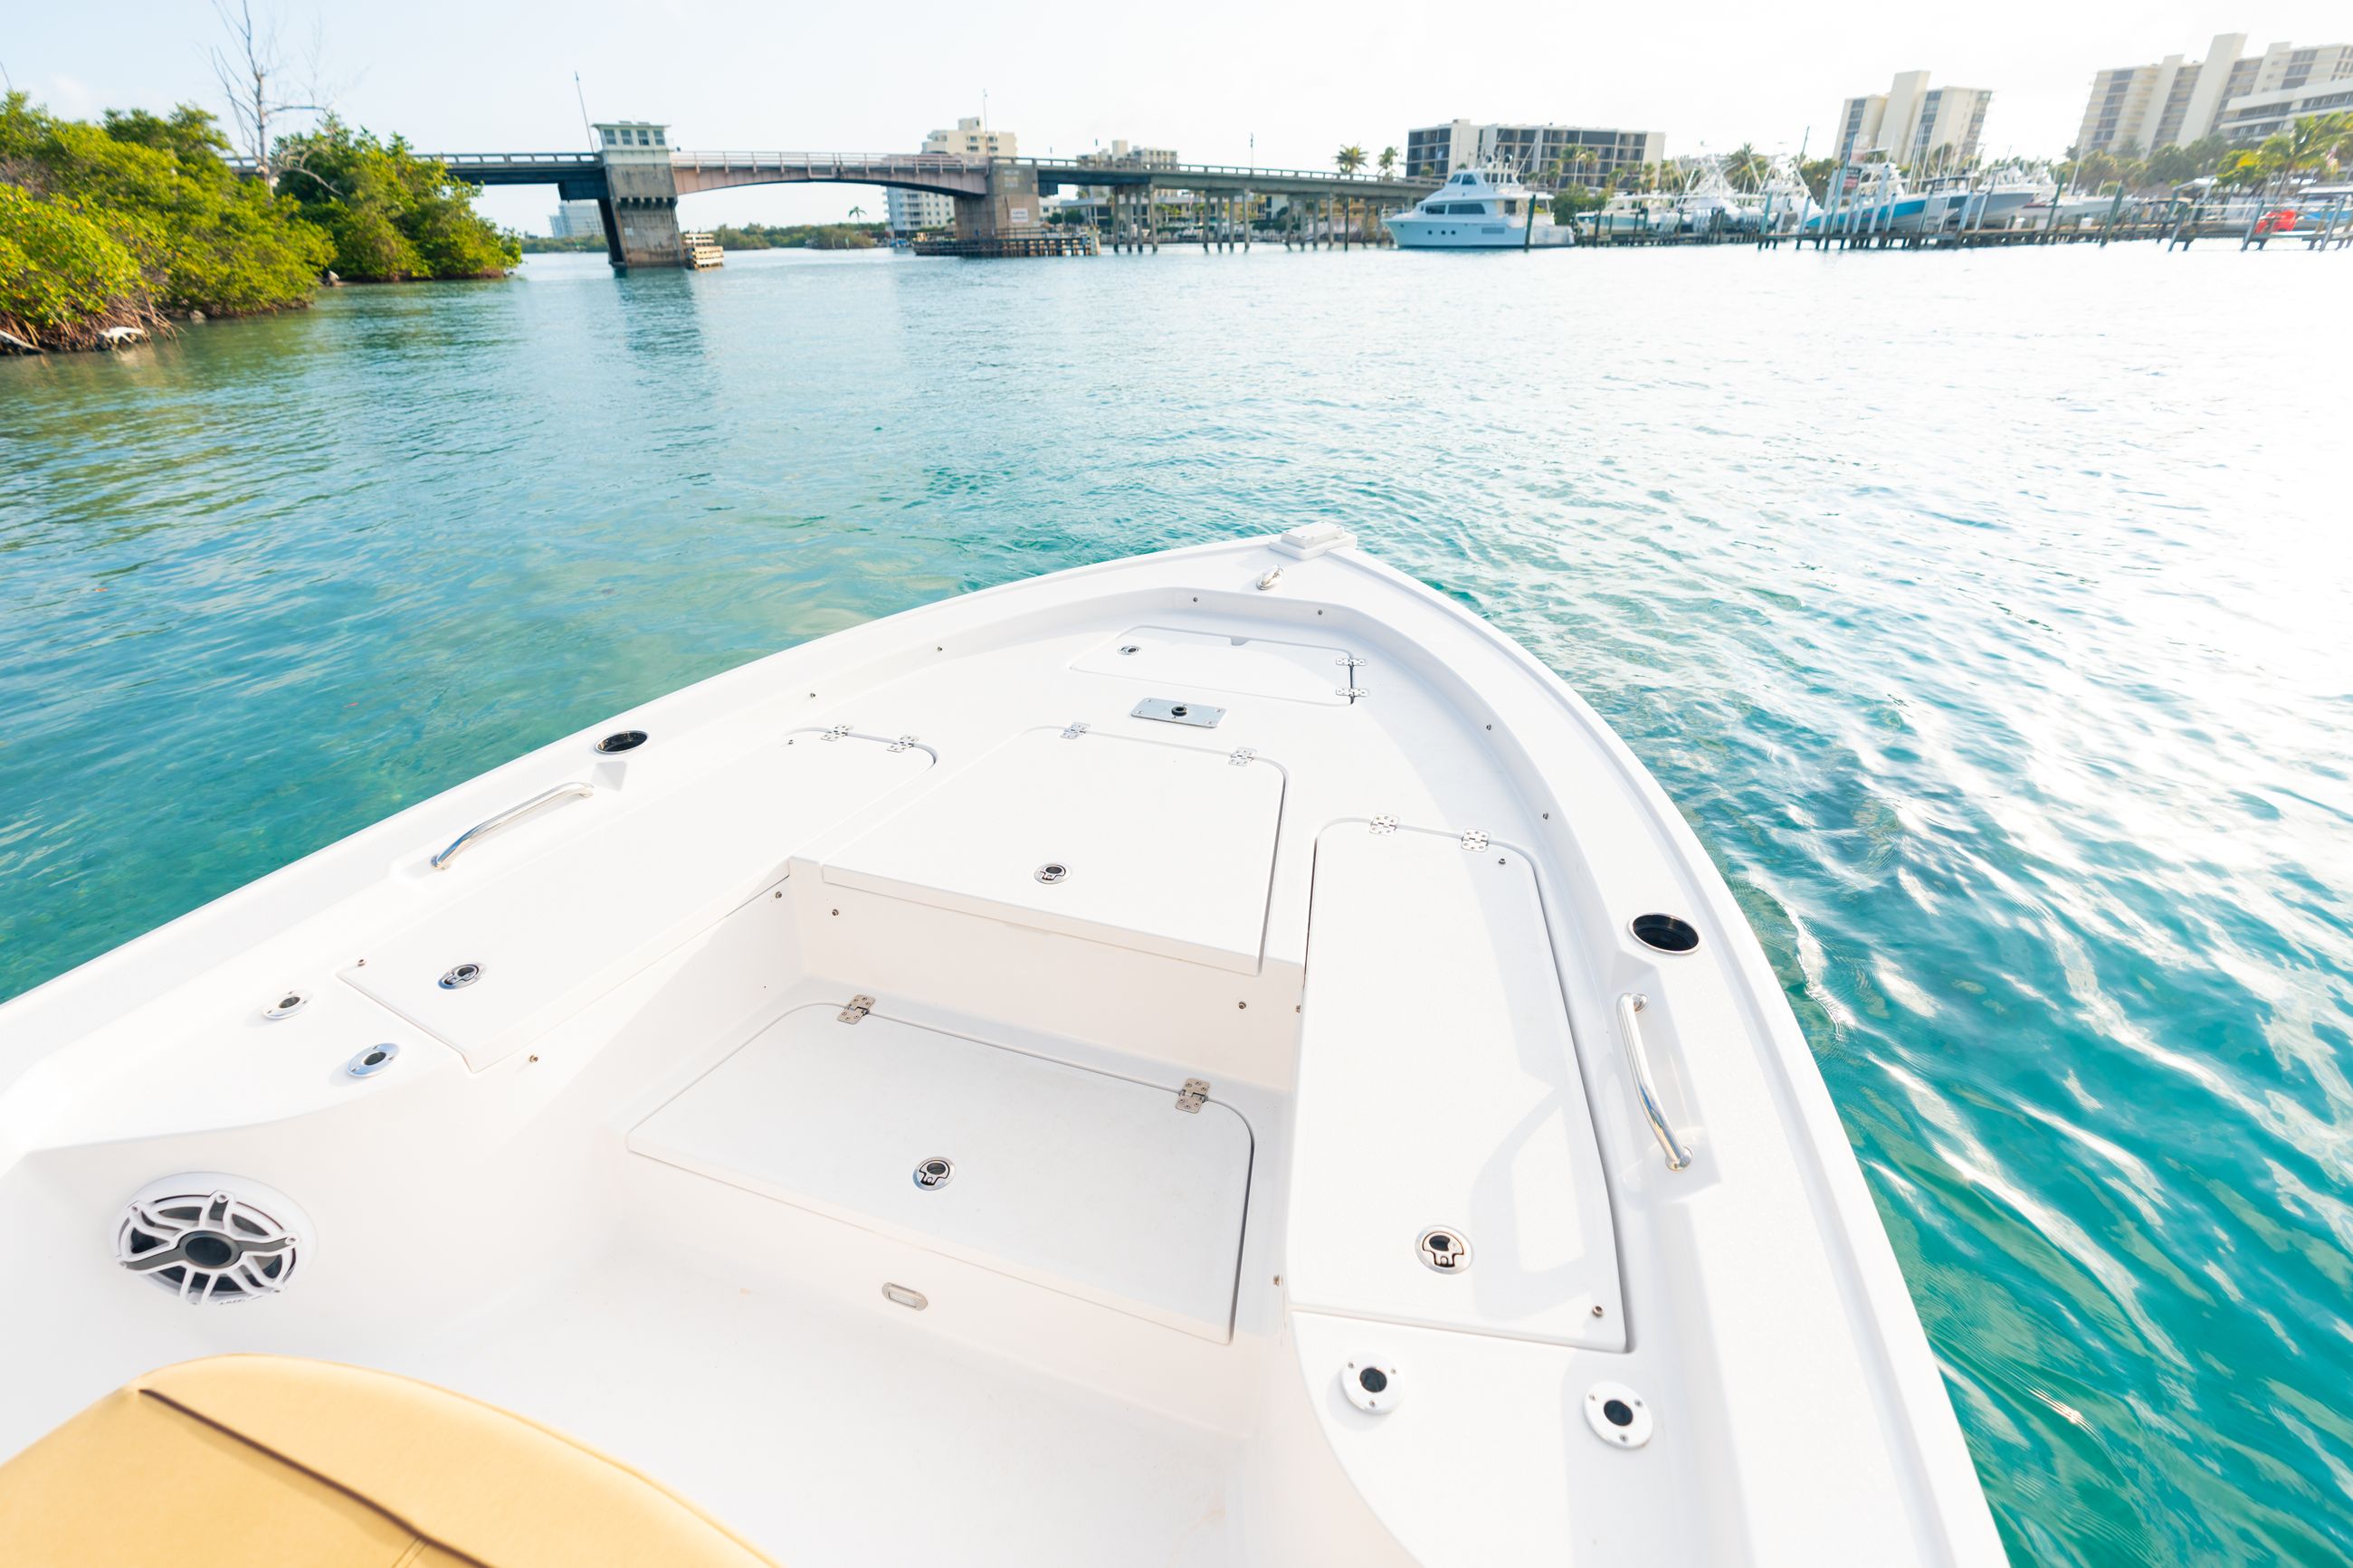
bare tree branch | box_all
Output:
[208,0,341,186]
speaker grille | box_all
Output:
[115,1181,302,1305]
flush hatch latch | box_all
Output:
[838,993,876,1024]
[1133,698,1225,728]
[1176,1078,1211,1113]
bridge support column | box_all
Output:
[953,162,1044,251]
[600,139,685,271]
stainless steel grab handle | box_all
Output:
[430,783,595,870]
[1617,993,1694,1172]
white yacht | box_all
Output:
[0,530,2003,1565]
[1386,166,1574,249]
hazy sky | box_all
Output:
[6,2,2345,231]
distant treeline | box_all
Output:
[708,222,888,252]
[2,93,519,353]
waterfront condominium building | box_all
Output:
[2075,33,2353,155]
[1832,72,1993,166]
[1403,121,1665,184]
[886,117,1018,234]
[547,199,605,240]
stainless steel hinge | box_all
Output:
[1062,720,1091,739]
[823,724,853,742]
[888,735,919,753]
[1176,1078,1211,1113]
[838,993,876,1024]
[1369,814,1398,835]
[1229,747,1256,766]
[1337,686,1369,699]
[1336,655,1366,670]
[1460,830,1489,851]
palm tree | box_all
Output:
[1726,142,1765,192]
[847,204,867,222]
[1377,146,1398,177]
[1336,145,1367,177]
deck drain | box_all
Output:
[1630,914,1700,955]
[1343,1357,1403,1414]
[438,963,485,990]
[1034,862,1069,884]
[1417,1227,1470,1273]
[912,1157,955,1190]
[262,990,310,1021]
[346,1042,400,1078]
[1583,1381,1654,1448]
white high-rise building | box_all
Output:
[886,117,1018,234]
[547,199,604,239]
[1832,72,1993,166]
[2076,34,2353,155]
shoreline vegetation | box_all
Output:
[1,93,519,354]
[519,221,889,256]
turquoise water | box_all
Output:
[5,245,2350,1560]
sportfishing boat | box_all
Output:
[1671,158,1758,233]
[1385,165,1573,249]
[1584,189,1681,237]
[1756,158,1824,233]
[0,530,2003,1565]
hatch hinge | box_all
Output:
[837,993,876,1024]
[1337,686,1369,700]
[822,724,853,742]
[1176,1078,1211,1113]
[1369,814,1398,835]
[1062,720,1091,739]
[1229,747,1256,767]
[888,735,919,753]
[1336,655,1366,670]
[1460,830,1490,851]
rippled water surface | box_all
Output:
[5,244,2351,1561]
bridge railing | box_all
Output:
[673,152,992,173]
[1025,156,1434,185]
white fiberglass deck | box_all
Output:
[0,528,2004,1566]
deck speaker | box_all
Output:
[113,1173,309,1306]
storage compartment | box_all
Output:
[1286,823,1624,1349]
[629,1005,1254,1342]
[1073,625,1359,706]
[821,727,1285,974]
[343,734,932,1069]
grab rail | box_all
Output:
[430,783,595,870]
[1617,993,1694,1172]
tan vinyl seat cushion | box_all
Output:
[0,1354,778,1567]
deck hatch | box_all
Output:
[1286,823,1625,1349]
[630,1005,1253,1341]
[822,727,1283,974]
[1074,625,1358,705]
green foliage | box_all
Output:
[274,119,520,280]
[703,222,886,251]
[0,183,148,347]
[0,90,331,347]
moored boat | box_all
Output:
[1385,165,1574,249]
[0,529,2003,1565]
